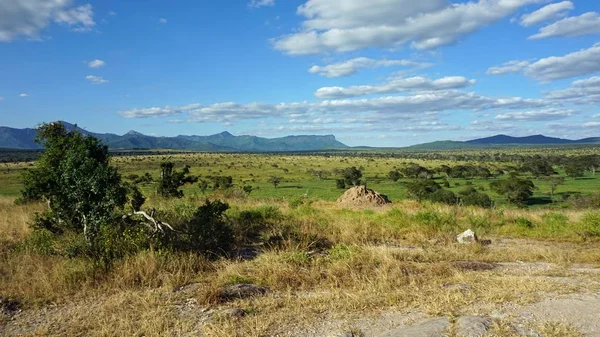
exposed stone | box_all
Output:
[217,283,269,302]
[378,317,450,337]
[452,261,497,271]
[337,185,391,206]
[456,316,493,337]
[218,308,246,319]
[457,229,478,244]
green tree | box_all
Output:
[19,122,127,249]
[458,187,493,208]
[387,170,402,182]
[405,179,441,201]
[341,166,363,186]
[564,161,586,179]
[268,176,282,188]
[490,177,534,206]
[543,176,566,196]
[157,162,198,198]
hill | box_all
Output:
[406,135,600,150]
[0,122,348,152]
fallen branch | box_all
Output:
[129,208,178,234]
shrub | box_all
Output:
[459,187,493,208]
[336,179,346,189]
[158,162,198,198]
[176,200,234,256]
[427,189,458,205]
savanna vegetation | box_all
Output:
[1,123,600,336]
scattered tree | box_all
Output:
[341,166,363,186]
[158,162,198,198]
[490,177,534,206]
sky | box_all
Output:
[0,0,599,147]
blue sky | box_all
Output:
[1,0,599,146]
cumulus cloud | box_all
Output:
[468,120,517,132]
[519,1,573,27]
[494,108,576,121]
[314,75,476,98]
[19,93,28,97]
[88,59,105,68]
[528,12,600,39]
[119,89,553,130]
[85,75,109,84]
[273,0,538,54]
[0,0,95,42]
[308,57,432,77]
[486,60,530,75]
[249,0,275,8]
[525,44,600,81]
[544,76,600,105]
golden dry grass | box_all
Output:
[2,196,600,336]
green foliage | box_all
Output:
[522,159,555,178]
[515,216,536,229]
[401,163,431,179]
[387,170,402,182]
[414,210,457,231]
[268,176,283,188]
[341,166,363,186]
[427,189,457,205]
[18,122,128,259]
[564,161,586,178]
[405,179,441,201]
[211,176,233,190]
[458,187,493,208]
[578,212,600,238]
[335,179,346,189]
[158,162,198,198]
[176,200,234,256]
[490,177,534,207]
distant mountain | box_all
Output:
[407,134,600,150]
[0,122,348,152]
[466,134,573,145]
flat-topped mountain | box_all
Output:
[0,122,348,152]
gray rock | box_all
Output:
[378,317,449,337]
[217,283,269,301]
[456,316,492,337]
[457,229,478,244]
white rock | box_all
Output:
[457,229,478,244]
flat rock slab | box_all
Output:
[456,316,492,337]
[378,317,449,337]
[217,283,269,302]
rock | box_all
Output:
[452,261,497,271]
[217,283,269,301]
[378,317,450,337]
[218,308,246,318]
[0,298,20,316]
[337,185,391,206]
[457,229,478,244]
[456,316,493,337]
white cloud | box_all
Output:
[88,59,105,68]
[525,44,600,81]
[315,75,476,98]
[0,0,96,41]
[519,1,573,27]
[486,60,530,75]
[274,0,538,55]
[19,93,28,97]
[159,18,167,24]
[544,76,600,104]
[249,0,275,8]
[308,57,432,77]
[119,89,553,129]
[528,12,600,39]
[108,11,117,16]
[468,120,517,132]
[494,108,575,121]
[85,75,109,84]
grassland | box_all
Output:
[2,149,600,336]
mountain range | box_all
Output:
[0,122,348,152]
[1,122,598,152]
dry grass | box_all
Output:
[2,196,600,336]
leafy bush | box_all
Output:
[459,187,493,208]
[158,162,198,198]
[426,189,457,205]
[176,200,234,256]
